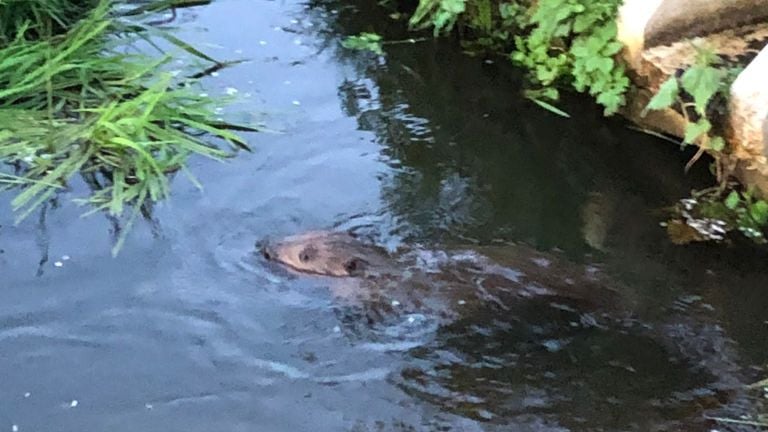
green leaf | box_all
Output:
[529,97,570,118]
[342,32,384,55]
[684,118,711,143]
[709,135,725,151]
[750,200,768,225]
[681,66,722,114]
[644,77,679,114]
[573,13,597,33]
[597,57,613,74]
[724,191,740,210]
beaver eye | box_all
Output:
[345,258,365,274]
[299,251,311,262]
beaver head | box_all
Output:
[260,230,390,277]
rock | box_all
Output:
[616,0,768,193]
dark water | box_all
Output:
[1,0,767,431]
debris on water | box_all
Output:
[225,87,238,95]
[476,409,494,420]
[54,261,63,268]
[214,107,224,114]
[542,339,563,352]
[69,400,78,408]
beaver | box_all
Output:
[259,229,633,317]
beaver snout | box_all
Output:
[256,240,277,261]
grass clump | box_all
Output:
[0,0,99,42]
[0,0,254,254]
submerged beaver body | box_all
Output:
[258,230,752,428]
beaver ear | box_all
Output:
[344,258,367,275]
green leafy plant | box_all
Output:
[510,0,628,115]
[342,32,384,54]
[408,0,467,36]
[643,46,729,174]
[666,186,768,244]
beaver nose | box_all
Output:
[255,239,276,260]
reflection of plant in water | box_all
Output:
[342,31,384,54]
[0,0,254,254]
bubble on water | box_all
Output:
[259,41,268,46]
[407,316,415,323]
[391,300,400,307]
[293,39,302,45]
[283,80,292,85]
[333,326,341,333]
[211,72,219,77]
[457,300,466,305]
[69,400,78,408]
[234,49,243,54]
[61,255,70,261]
[23,393,30,398]
[199,93,208,98]
[12,425,18,432]
[145,403,153,410]
[290,19,299,24]
[225,87,238,95]
[291,100,301,106]
[54,261,63,268]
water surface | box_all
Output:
[1,0,767,431]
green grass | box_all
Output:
[0,0,255,254]
[0,0,99,42]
